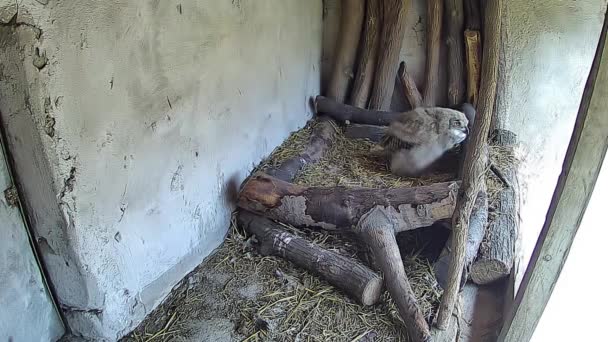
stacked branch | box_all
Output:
[422,0,444,106]
[470,132,519,285]
[436,0,502,329]
[464,0,482,107]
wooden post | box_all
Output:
[368,0,410,110]
[398,61,424,109]
[464,0,482,107]
[315,95,402,125]
[499,9,608,342]
[327,0,365,103]
[445,0,466,107]
[423,0,444,107]
[238,210,383,306]
[356,207,431,342]
[350,0,382,108]
[436,0,501,330]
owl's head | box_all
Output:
[443,109,469,146]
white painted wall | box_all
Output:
[0,0,321,340]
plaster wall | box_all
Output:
[0,0,321,340]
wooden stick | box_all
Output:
[470,130,519,285]
[464,0,482,107]
[238,210,383,306]
[238,172,459,233]
[350,0,382,108]
[327,0,365,103]
[464,30,482,107]
[445,0,466,107]
[436,0,501,330]
[434,188,488,289]
[423,0,444,107]
[356,207,431,342]
[368,0,410,110]
[397,61,423,109]
[266,117,338,182]
[344,124,388,142]
[315,95,401,125]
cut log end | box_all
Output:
[470,260,511,285]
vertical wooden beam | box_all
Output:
[499,9,608,342]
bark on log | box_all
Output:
[464,30,482,107]
[464,0,481,30]
[344,124,387,142]
[445,0,466,107]
[368,0,410,110]
[423,0,444,107]
[470,130,519,285]
[356,207,431,342]
[464,0,482,107]
[350,0,382,108]
[266,117,338,182]
[327,0,365,103]
[238,210,383,305]
[315,95,401,126]
[238,172,459,233]
[436,0,501,329]
[434,189,488,289]
[398,61,424,109]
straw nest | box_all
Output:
[126,121,518,342]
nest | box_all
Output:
[126,122,518,342]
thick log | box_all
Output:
[398,61,424,109]
[436,0,501,329]
[315,95,401,126]
[350,0,382,108]
[344,124,387,142]
[368,0,410,110]
[266,117,338,182]
[445,0,466,107]
[238,210,383,305]
[470,130,519,285]
[356,207,431,342]
[327,0,365,103]
[422,0,444,107]
[464,0,481,30]
[434,189,488,289]
[463,0,482,107]
[238,172,459,233]
[464,30,482,107]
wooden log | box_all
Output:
[434,188,488,289]
[470,130,519,285]
[238,210,383,306]
[464,30,482,107]
[266,117,338,182]
[436,0,501,330]
[350,0,382,108]
[327,0,365,103]
[397,61,424,109]
[344,124,387,142]
[445,0,466,107]
[368,0,410,110]
[315,95,401,126]
[422,0,444,107]
[238,172,459,232]
[464,0,482,107]
[356,207,431,342]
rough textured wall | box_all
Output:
[0,0,321,340]
[322,0,607,276]
[496,0,607,273]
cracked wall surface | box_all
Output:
[0,0,321,340]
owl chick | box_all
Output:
[379,107,469,177]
